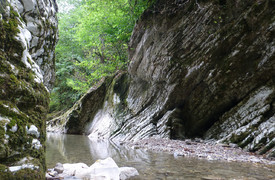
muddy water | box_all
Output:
[46,133,275,180]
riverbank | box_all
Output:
[125,138,275,166]
[46,134,275,179]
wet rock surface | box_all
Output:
[126,138,275,165]
[46,76,115,135]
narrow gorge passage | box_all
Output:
[1,0,274,179]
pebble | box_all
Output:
[201,176,225,180]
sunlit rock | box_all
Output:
[26,125,40,138]
[89,157,120,180]
[54,163,64,174]
[47,157,139,180]
[119,167,139,180]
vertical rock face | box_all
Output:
[48,0,274,157]
[0,0,57,179]
[117,0,274,156]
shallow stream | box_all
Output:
[46,133,275,180]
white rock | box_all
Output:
[26,125,40,137]
[113,93,121,105]
[10,0,24,14]
[60,163,90,179]
[4,134,9,139]
[21,164,39,170]
[27,22,40,36]
[88,102,114,140]
[119,167,139,180]
[11,124,18,132]
[21,0,37,12]
[9,164,39,172]
[54,163,64,174]
[32,139,42,149]
[55,158,138,180]
[15,26,32,50]
[5,6,10,17]
[31,37,39,48]
[33,48,44,57]
[9,166,22,172]
[21,49,32,68]
[89,157,120,180]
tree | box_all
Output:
[50,0,154,112]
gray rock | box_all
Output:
[201,176,225,180]
[21,0,37,12]
[10,0,24,14]
[119,167,139,180]
[26,22,39,36]
[48,170,58,177]
[54,163,64,174]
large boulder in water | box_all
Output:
[46,157,139,180]
[0,0,58,178]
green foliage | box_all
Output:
[67,0,151,92]
[50,0,152,111]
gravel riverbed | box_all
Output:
[125,138,275,166]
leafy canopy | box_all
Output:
[50,0,152,111]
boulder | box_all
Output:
[119,167,139,180]
[46,157,139,180]
[89,157,120,180]
[54,163,64,174]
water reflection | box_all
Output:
[46,133,275,180]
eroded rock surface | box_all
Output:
[0,0,58,179]
[48,0,274,157]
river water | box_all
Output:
[46,133,275,180]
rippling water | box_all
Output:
[46,133,275,180]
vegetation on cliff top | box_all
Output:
[50,0,154,112]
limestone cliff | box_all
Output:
[0,0,58,179]
[48,0,274,157]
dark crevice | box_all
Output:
[219,0,227,6]
[262,99,275,121]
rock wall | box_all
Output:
[48,0,274,157]
[0,0,58,179]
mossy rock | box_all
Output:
[0,166,44,180]
[0,0,54,178]
[0,164,13,180]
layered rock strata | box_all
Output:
[0,0,58,179]
[48,0,274,157]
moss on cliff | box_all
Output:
[0,1,51,179]
[0,164,44,180]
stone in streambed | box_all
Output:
[89,157,120,179]
[61,163,90,178]
[201,176,225,180]
[119,167,139,180]
[54,163,64,174]
[49,157,139,180]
